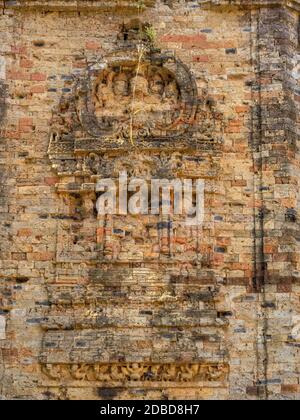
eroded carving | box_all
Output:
[42,363,229,383]
[48,28,224,187]
[48,48,200,174]
[74,55,197,142]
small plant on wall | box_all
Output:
[144,25,157,48]
[129,43,145,145]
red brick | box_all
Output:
[277,284,292,293]
[160,34,207,43]
[20,59,33,68]
[213,254,224,265]
[3,130,20,139]
[97,228,105,243]
[7,70,30,81]
[19,125,34,133]
[19,118,33,127]
[193,55,210,63]
[11,45,27,54]
[73,61,86,69]
[30,72,47,81]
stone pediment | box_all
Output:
[49,51,198,149]
[48,41,222,181]
[75,54,198,143]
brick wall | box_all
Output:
[0,0,299,400]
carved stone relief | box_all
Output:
[76,57,196,142]
[42,363,229,384]
[48,36,223,182]
[44,26,227,389]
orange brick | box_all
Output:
[281,385,299,394]
[193,55,210,63]
[44,176,59,186]
[17,228,32,237]
[232,263,251,270]
[73,61,86,69]
[30,85,46,94]
[225,126,241,134]
[29,252,55,262]
[264,245,277,253]
[232,180,247,187]
[160,237,169,246]
[235,105,250,113]
[86,40,102,50]
[173,237,187,244]
[217,238,231,246]
[3,130,20,139]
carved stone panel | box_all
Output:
[76,55,197,143]
[44,31,226,389]
[42,362,229,386]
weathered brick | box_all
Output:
[0,0,299,403]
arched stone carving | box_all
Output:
[48,53,223,183]
[75,55,198,142]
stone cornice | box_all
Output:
[0,0,299,12]
[1,0,156,12]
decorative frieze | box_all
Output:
[42,362,229,383]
